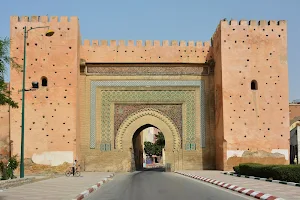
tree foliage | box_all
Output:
[0,155,19,180]
[144,131,165,156]
[144,141,154,156]
[0,37,19,108]
[155,132,165,147]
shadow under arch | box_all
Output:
[115,108,181,171]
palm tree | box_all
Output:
[0,37,19,108]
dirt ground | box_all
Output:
[14,159,72,175]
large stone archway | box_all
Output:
[80,77,212,172]
[115,108,181,171]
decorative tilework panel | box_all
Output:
[114,104,182,138]
[90,80,206,149]
[100,90,195,147]
[100,143,111,151]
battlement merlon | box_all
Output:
[10,16,79,23]
[82,39,212,47]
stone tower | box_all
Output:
[212,20,289,170]
[9,16,81,165]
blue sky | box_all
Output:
[1,0,299,101]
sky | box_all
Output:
[0,0,299,101]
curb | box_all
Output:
[0,177,36,190]
[175,171,285,200]
[72,173,115,200]
[222,172,300,187]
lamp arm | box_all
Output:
[27,26,50,33]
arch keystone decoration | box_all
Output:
[115,108,181,151]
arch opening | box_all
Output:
[115,108,181,172]
[132,124,165,170]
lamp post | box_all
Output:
[20,26,54,178]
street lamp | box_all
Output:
[20,26,54,178]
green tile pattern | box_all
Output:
[90,80,206,150]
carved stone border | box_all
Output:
[86,63,210,76]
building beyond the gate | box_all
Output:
[0,16,290,171]
[290,102,300,164]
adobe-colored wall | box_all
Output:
[0,83,10,159]
[9,16,80,166]
[289,104,300,122]
[213,20,290,170]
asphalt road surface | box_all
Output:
[86,168,253,200]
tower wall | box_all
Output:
[213,20,289,170]
[9,16,80,166]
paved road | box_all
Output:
[86,168,253,200]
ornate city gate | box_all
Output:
[7,16,290,173]
[79,63,215,172]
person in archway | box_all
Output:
[72,160,77,176]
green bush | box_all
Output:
[239,163,276,178]
[0,155,19,180]
[271,165,300,183]
[233,166,240,174]
[236,163,300,183]
[234,163,262,175]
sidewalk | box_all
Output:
[177,170,299,200]
[0,172,113,200]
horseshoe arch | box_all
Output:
[115,108,181,151]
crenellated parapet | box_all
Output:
[10,15,78,23]
[82,39,211,47]
[221,19,286,26]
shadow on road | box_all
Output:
[136,167,166,172]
